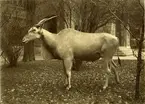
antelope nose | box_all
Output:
[22,37,26,43]
[22,38,25,43]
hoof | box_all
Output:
[116,79,120,84]
[72,67,79,71]
[116,81,120,84]
[66,85,71,90]
[103,86,107,90]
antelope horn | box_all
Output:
[36,15,57,26]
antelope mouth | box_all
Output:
[22,38,29,43]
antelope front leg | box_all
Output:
[103,60,111,90]
[63,58,73,90]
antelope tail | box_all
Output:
[111,48,121,68]
[117,48,121,66]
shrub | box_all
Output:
[1,20,23,67]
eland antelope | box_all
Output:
[22,15,120,90]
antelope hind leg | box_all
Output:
[63,58,73,90]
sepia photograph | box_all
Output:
[0,0,144,104]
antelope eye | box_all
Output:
[31,29,36,32]
[35,25,40,28]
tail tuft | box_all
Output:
[118,57,121,66]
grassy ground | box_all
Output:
[1,60,145,104]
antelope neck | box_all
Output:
[41,29,57,49]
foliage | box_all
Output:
[1,44,22,67]
[0,1,30,66]
[1,20,23,67]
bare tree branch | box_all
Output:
[132,49,138,58]
[0,8,16,28]
[95,16,115,31]
[50,1,69,28]
[91,0,139,42]
[137,0,144,11]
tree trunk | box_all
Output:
[23,0,35,62]
[23,41,35,62]
[9,57,17,67]
[116,19,122,46]
[135,24,144,100]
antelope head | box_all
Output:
[22,15,57,43]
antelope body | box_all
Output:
[22,16,120,90]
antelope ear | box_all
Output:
[35,25,41,28]
[35,24,43,29]
[38,30,43,36]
